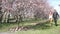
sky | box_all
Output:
[48,0,60,15]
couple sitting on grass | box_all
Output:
[49,10,59,26]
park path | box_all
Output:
[0,32,15,34]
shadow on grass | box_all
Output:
[24,21,52,30]
[0,21,54,31]
[0,22,17,29]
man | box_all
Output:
[53,10,59,26]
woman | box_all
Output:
[49,11,53,26]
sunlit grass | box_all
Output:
[15,19,60,34]
[0,19,60,34]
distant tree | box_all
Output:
[1,0,56,31]
[1,0,54,23]
[0,0,3,23]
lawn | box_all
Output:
[15,19,60,34]
[0,19,60,34]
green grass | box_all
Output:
[15,19,60,34]
[0,19,60,34]
[0,23,17,32]
[15,28,60,34]
[0,19,42,32]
